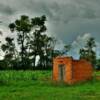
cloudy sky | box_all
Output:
[0,0,100,59]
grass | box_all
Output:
[0,70,100,100]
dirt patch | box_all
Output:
[96,76,100,80]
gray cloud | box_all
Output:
[0,0,100,24]
[1,0,100,22]
[0,0,100,58]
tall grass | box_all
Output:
[0,70,51,85]
[0,71,100,100]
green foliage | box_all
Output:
[8,15,56,69]
[60,44,71,56]
[1,37,16,69]
[0,71,100,100]
[79,37,96,66]
[9,15,32,68]
[96,59,100,70]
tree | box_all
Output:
[79,37,96,66]
[64,45,71,53]
[0,31,3,57]
[8,15,56,69]
[48,37,57,68]
[39,35,55,68]
[27,15,47,68]
[9,15,32,68]
[96,58,100,70]
[62,44,71,55]
[1,37,16,69]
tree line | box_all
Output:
[0,15,99,70]
[0,15,57,70]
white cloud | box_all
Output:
[72,33,91,48]
[55,40,65,50]
[70,33,100,59]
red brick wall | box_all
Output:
[53,57,72,82]
[72,59,93,83]
[53,57,93,84]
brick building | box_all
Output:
[53,56,93,84]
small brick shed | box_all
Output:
[53,56,93,84]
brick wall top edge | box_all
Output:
[54,56,92,66]
[73,59,92,64]
[55,56,73,59]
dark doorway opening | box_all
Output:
[58,64,65,81]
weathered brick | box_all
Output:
[53,56,93,84]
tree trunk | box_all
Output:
[21,32,25,67]
[33,55,36,68]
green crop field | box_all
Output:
[0,70,100,100]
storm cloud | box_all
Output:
[0,0,100,58]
